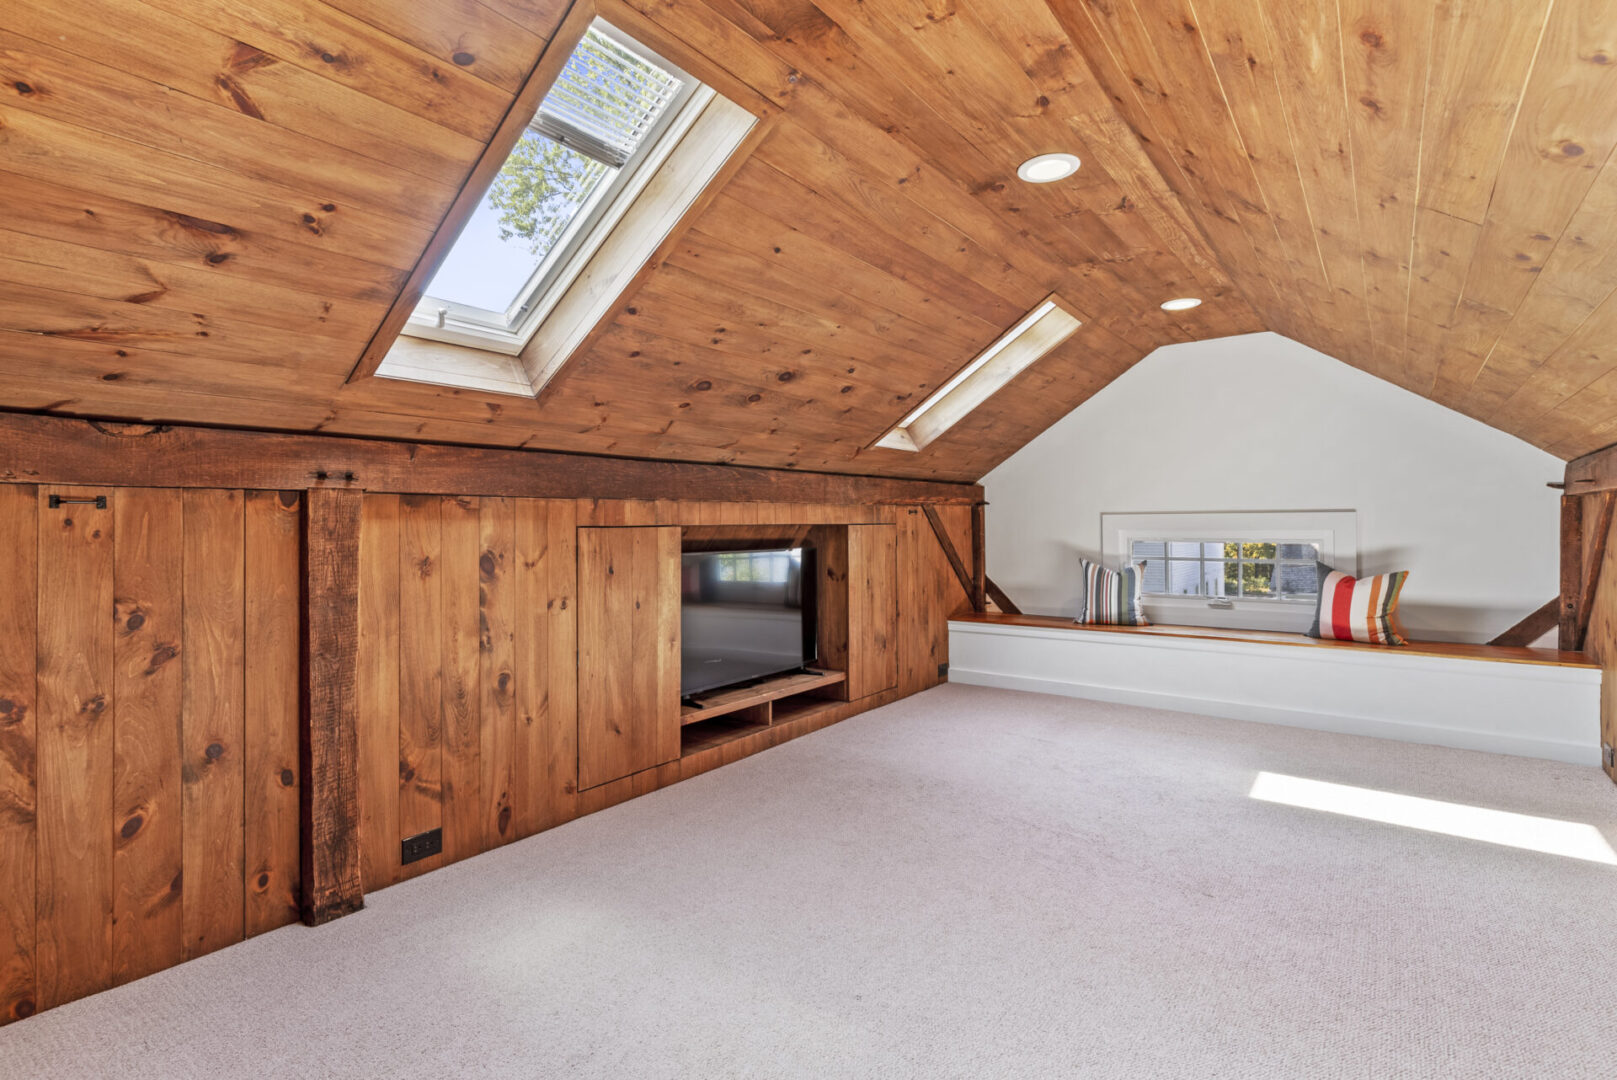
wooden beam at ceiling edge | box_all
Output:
[1564,442,1617,495]
[300,488,363,926]
[0,412,980,504]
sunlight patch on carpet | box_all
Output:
[1249,772,1617,865]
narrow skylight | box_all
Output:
[875,297,1082,452]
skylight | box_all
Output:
[405,22,700,353]
[874,297,1082,452]
[378,19,757,397]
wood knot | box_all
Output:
[126,610,146,632]
[841,385,853,393]
[1561,142,1585,156]
[0,698,12,715]
[280,768,295,787]
[12,999,34,1020]
[692,380,712,391]
[452,51,475,66]
[203,250,230,265]
[205,742,224,762]
[777,370,795,382]
[479,551,497,579]
[497,673,511,694]
[120,814,143,840]
[497,805,512,835]
[257,873,270,889]
[1360,29,1383,47]
[102,372,123,381]
[14,81,36,96]
[145,643,178,676]
[82,694,107,717]
[746,393,762,403]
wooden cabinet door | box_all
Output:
[846,523,899,699]
[576,526,681,790]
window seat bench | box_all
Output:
[947,612,1603,765]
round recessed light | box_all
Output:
[1160,297,1203,312]
[1017,153,1081,183]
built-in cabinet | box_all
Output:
[576,526,682,791]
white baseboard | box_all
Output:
[948,622,1603,766]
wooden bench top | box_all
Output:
[949,611,1599,670]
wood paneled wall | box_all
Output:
[356,495,578,892]
[0,485,300,1022]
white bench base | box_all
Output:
[948,619,1603,765]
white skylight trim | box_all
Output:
[875,297,1082,452]
[378,18,755,398]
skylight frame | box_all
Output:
[874,296,1083,452]
[404,18,702,355]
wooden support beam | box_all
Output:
[1489,599,1560,648]
[1561,495,1584,650]
[299,489,364,926]
[969,503,986,614]
[921,504,981,612]
[984,576,1022,616]
[1573,492,1616,652]
[0,411,979,505]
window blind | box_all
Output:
[532,28,684,168]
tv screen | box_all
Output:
[681,547,816,697]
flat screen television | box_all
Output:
[680,547,816,697]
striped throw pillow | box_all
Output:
[1308,562,1409,646]
[1077,559,1149,626]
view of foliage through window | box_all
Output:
[1130,541,1321,600]
[486,28,680,262]
[714,552,793,584]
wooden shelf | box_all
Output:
[680,669,846,725]
[770,695,845,728]
[680,712,771,756]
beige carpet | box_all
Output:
[4,683,1615,1079]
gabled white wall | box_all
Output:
[983,332,1564,644]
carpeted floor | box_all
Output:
[4,683,1616,1079]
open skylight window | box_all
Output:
[874,297,1082,452]
[378,18,756,397]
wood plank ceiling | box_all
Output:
[1,0,1615,481]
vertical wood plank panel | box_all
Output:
[479,498,517,848]
[515,499,577,835]
[577,526,680,790]
[0,485,38,1024]
[35,485,115,1009]
[244,491,301,936]
[846,522,898,699]
[111,487,183,985]
[180,488,245,961]
[440,497,482,864]
[301,488,364,924]
[357,494,402,891]
[398,495,444,878]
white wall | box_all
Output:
[983,333,1564,643]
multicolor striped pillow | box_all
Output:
[1077,559,1149,626]
[1308,562,1409,646]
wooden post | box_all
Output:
[969,502,986,614]
[300,489,364,926]
[1559,495,1583,651]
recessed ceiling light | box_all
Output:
[1017,153,1081,183]
[1160,297,1203,311]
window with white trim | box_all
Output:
[1103,510,1357,633]
[1130,540,1322,601]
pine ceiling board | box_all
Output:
[4,0,484,188]
[723,152,1034,328]
[0,32,456,234]
[1482,161,1617,427]
[1248,0,1375,371]
[0,171,408,307]
[0,106,436,273]
[0,230,387,344]
[1429,0,1617,406]
[1051,0,1306,343]
[1191,0,1345,359]
[137,0,516,139]
[318,0,550,92]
